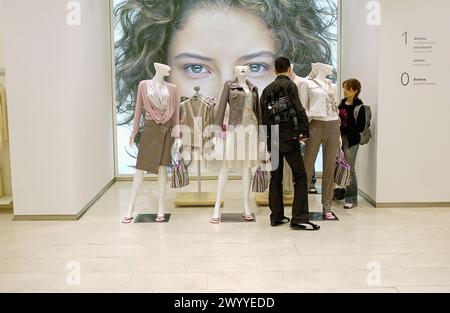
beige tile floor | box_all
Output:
[0,180,449,293]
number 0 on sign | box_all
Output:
[401,72,410,86]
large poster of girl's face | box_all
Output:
[114,0,338,175]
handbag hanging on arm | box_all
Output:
[334,149,351,188]
[171,149,190,189]
[252,166,269,193]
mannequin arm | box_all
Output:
[332,83,338,112]
[289,84,310,138]
[130,82,144,146]
[300,83,310,116]
[171,85,181,138]
[174,138,183,154]
[215,82,230,126]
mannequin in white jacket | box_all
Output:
[302,62,341,220]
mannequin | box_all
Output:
[313,63,332,82]
[308,62,319,79]
[211,65,262,223]
[122,63,182,224]
[301,63,337,118]
[289,64,308,95]
[302,62,340,220]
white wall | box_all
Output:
[377,0,450,203]
[0,0,13,197]
[341,0,380,202]
[0,0,3,70]
[3,0,114,216]
[342,0,450,205]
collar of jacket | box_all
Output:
[275,75,291,81]
[340,97,363,106]
[229,78,257,92]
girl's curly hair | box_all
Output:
[115,0,337,125]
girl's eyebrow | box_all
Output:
[238,51,275,61]
[174,53,214,62]
[174,51,275,62]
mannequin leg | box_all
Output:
[242,167,253,216]
[123,170,145,222]
[156,166,168,220]
[212,165,230,221]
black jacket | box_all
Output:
[260,75,310,143]
[338,97,366,147]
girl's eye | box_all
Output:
[247,63,269,74]
[184,64,209,74]
[249,63,262,72]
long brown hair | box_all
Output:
[114,0,338,125]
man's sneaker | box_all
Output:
[309,186,318,194]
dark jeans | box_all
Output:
[269,140,309,224]
[342,136,359,203]
[334,137,360,203]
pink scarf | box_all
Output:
[140,81,176,125]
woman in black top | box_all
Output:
[338,79,366,209]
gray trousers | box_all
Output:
[304,120,341,212]
[342,136,359,204]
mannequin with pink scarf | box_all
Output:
[122,63,182,224]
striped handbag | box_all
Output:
[171,153,190,189]
[334,149,351,188]
[252,167,269,193]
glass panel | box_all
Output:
[113,0,339,176]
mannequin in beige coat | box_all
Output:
[210,66,262,224]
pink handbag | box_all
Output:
[334,149,351,188]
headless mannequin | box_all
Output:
[123,63,182,223]
[303,62,339,220]
[308,62,319,79]
[312,63,333,86]
[314,63,337,114]
[301,63,337,119]
[211,66,254,223]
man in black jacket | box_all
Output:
[260,57,319,231]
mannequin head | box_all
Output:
[315,62,333,77]
[235,65,249,81]
[154,63,171,78]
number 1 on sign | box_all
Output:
[402,32,408,45]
